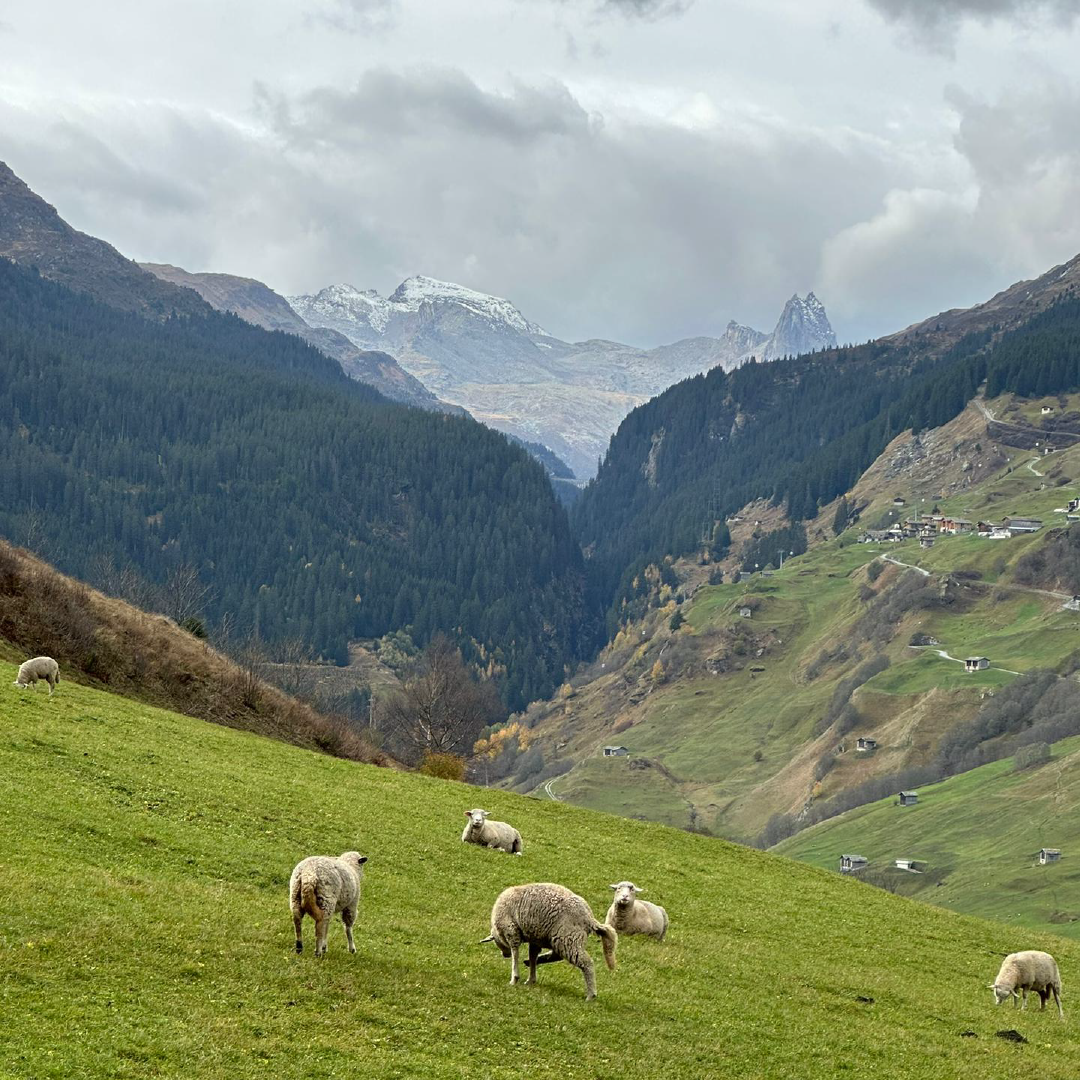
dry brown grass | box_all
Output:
[0,541,390,766]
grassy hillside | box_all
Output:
[518,398,1080,841]
[4,668,1080,1078]
[775,736,1080,940]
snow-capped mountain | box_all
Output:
[290,276,836,478]
[763,292,837,360]
[289,276,546,349]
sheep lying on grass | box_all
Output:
[289,851,368,957]
[605,881,669,941]
[13,656,60,696]
[462,809,522,855]
[989,950,1064,1019]
[481,883,617,1001]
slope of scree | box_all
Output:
[3,672,1078,1078]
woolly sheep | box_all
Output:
[605,881,669,941]
[462,808,522,855]
[989,950,1064,1019]
[480,882,617,1001]
[13,656,60,696]
[289,851,368,957]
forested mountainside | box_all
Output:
[575,257,1080,626]
[0,260,595,708]
[141,262,444,409]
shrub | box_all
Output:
[418,752,467,781]
[866,559,883,583]
[1014,742,1051,771]
[753,749,764,762]
[669,609,685,632]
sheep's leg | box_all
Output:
[509,944,520,985]
[342,907,356,954]
[314,914,329,957]
[1053,985,1064,1020]
[535,951,562,965]
[1020,988,1027,1011]
[293,910,304,954]
[526,942,541,985]
[578,955,597,1002]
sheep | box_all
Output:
[288,851,368,957]
[605,881,669,941]
[461,808,522,855]
[988,950,1064,1019]
[480,882,617,1001]
[13,656,60,696]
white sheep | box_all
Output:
[288,851,368,957]
[13,656,60,696]
[480,882,617,1001]
[462,808,522,855]
[989,950,1064,1019]
[605,881,669,941]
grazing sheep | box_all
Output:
[481,882,617,1001]
[461,809,523,855]
[989,950,1064,1019]
[605,881,669,941]
[13,656,60,696]
[289,851,367,957]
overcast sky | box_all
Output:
[3,0,1080,345]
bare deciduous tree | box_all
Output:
[379,635,502,762]
[163,562,212,626]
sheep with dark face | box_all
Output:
[289,851,368,957]
[605,881,668,941]
[481,882,617,1001]
[989,950,1063,1019]
[461,809,522,855]
[14,656,60,696]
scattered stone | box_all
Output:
[958,1031,978,1038]
[855,995,874,1004]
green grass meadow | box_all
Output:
[3,668,1080,1078]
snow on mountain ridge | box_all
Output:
[289,276,548,339]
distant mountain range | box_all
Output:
[290,279,837,478]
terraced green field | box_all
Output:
[3,666,1079,1078]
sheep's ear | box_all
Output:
[986,983,996,989]
[464,810,472,817]
[634,887,645,894]
[480,810,490,818]
[609,884,618,890]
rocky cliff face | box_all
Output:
[0,161,207,319]
[141,265,448,409]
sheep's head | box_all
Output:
[988,982,1015,1006]
[465,809,489,830]
[610,881,641,908]
[341,852,368,875]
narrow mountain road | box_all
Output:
[909,645,1021,677]
[543,777,562,801]
[1027,458,1044,477]
[882,554,930,577]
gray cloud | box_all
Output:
[1,68,909,344]
[819,78,1080,332]
[529,0,693,20]
[307,0,395,32]
[865,0,1080,50]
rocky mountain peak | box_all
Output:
[763,292,837,360]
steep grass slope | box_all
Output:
[3,669,1079,1078]
[520,398,1080,839]
[775,736,1080,939]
